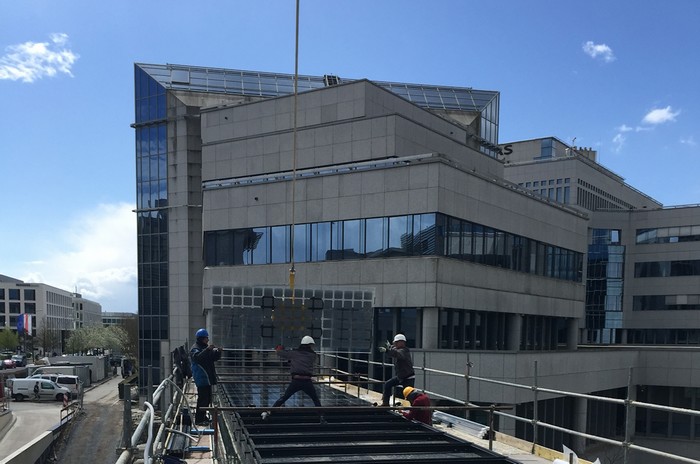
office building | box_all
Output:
[73,292,103,329]
[133,63,700,462]
[0,274,102,354]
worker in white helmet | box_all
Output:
[262,335,322,419]
[378,333,415,406]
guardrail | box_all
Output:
[316,351,700,464]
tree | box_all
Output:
[0,328,19,352]
[35,325,61,356]
[119,318,138,359]
[65,325,135,357]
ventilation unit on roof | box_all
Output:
[323,75,341,86]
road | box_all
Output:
[0,374,127,462]
[0,386,66,459]
[54,374,125,463]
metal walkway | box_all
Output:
[232,408,517,463]
[213,350,518,464]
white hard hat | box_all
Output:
[301,335,316,345]
[393,334,407,342]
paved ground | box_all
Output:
[0,388,66,459]
[54,375,125,463]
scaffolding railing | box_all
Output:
[116,347,700,464]
[316,350,700,464]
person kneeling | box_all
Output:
[401,386,432,425]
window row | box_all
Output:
[0,288,36,301]
[438,309,568,351]
[636,225,700,244]
[634,260,700,278]
[628,329,700,345]
[203,213,583,282]
[636,385,700,439]
[633,295,700,311]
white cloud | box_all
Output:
[20,202,137,312]
[0,33,79,83]
[582,41,616,63]
[680,136,697,146]
[642,106,680,125]
[612,132,626,153]
[617,124,634,133]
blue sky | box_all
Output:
[1,1,698,313]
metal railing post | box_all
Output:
[122,384,132,451]
[147,365,153,407]
[423,351,427,394]
[624,367,635,464]
[466,353,472,407]
[489,404,495,450]
[532,360,539,454]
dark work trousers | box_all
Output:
[382,376,415,406]
[195,385,212,422]
[273,378,322,407]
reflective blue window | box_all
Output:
[271,225,290,264]
[251,227,268,265]
[446,217,461,258]
[462,221,473,260]
[414,213,437,255]
[389,215,410,256]
[342,219,363,258]
[311,222,331,262]
[202,213,581,282]
[473,224,484,263]
[293,224,308,263]
[365,218,387,257]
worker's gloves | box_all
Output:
[378,340,391,353]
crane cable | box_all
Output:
[289,0,300,301]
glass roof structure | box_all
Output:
[136,63,500,154]
[136,62,498,113]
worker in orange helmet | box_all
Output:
[401,386,432,425]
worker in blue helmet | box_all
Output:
[190,328,221,425]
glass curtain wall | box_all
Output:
[134,65,168,383]
[585,229,624,344]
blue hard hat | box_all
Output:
[196,328,209,339]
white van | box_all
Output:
[29,374,82,398]
[11,378,71,402]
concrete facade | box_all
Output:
[133,64,700,463]
[0,275,102,355]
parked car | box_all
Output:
[11,378,71,402]
[1,359,15,369]
[29,374,82,398]
[11,354,27,367]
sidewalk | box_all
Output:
[0,374,122,462]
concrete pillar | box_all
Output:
[567,318,579,350]
[421,307,439,349]
[507,314,522,351]
[572,396,588,453]
[499,405,518,436]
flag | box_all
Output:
[16,314,32,336]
